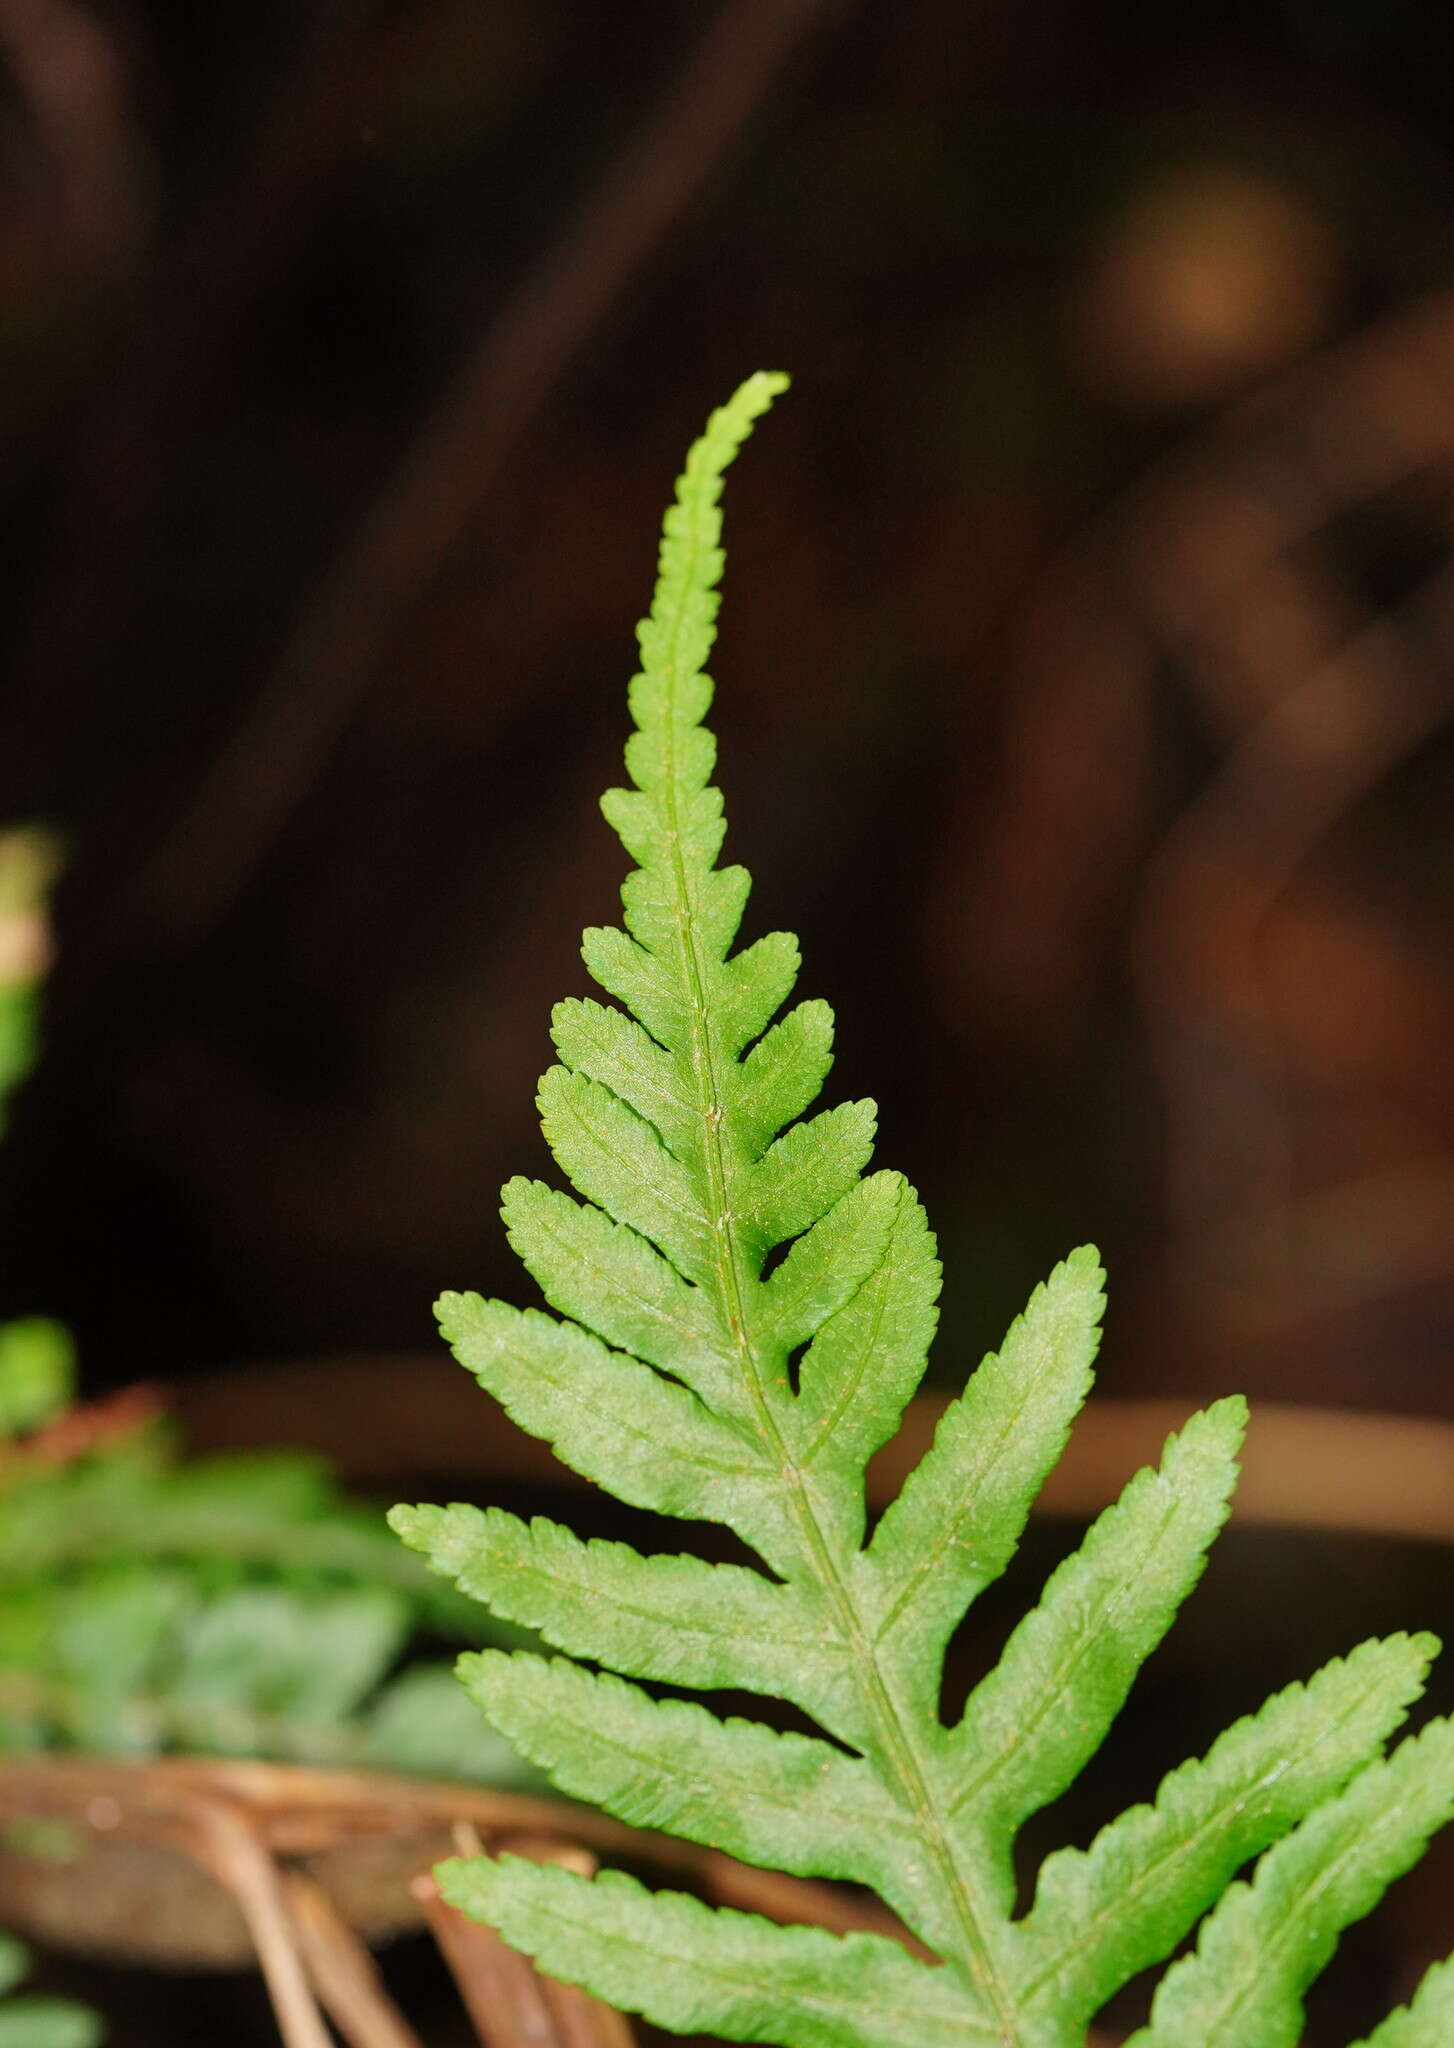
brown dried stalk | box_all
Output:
[283,1870,425,2048]
[0,1752,1164,2047]
[181,1357,1454,1548]
[414,1832,636,2048]
[0,1753,921,1962]
[120,0,844,954]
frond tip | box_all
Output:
[392,377,1454,2048]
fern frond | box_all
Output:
[0,1388,530,1781]
[0,1441,480,1634]
[439,1857,988,2048]
[392,377,1454,2046]
[1128,1715,1454,2048]
[1019,1632,1436,2035]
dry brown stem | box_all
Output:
[120,0,843,955]
[180,1355,1454,1548]
[284,1870,425,2048]
[0,1751,922,1961]
[415,1835,635,2048]
[190,1796,334,2048]
[0,1723,1330,2048]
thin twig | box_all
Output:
[0,1748,1386,2048]
[0,0,146,285]
[191,1797,334,2048]
[0,1752,899,1942]
[180,1354,1454,1546]
[414,1869,545,2048]
[284,1869,424,2048]
[490,1835,636,2048]
[414,1837,635,2048]
[118,0,843,954]
[0,0,434,815]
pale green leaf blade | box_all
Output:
[0,1999,103,2048]
[1350,1956,1454,2048]
[387,1503,867,1745]
[732,998,835,1160]
[1129,1716,1454,2048]
[459,1650,905,1891]
[617,848,750,959]
[0,1319,74,1439]
[0,1448,477,1635]
[579,925,690,1053]
[364,1664,538,1787]
[627,369,789,742]
[788,1181,940,1536]
[167,1585,408,1742]
[437,1857,997,2048]
[944,1397,1245,1904]
[853,1247,1104,1717]
[606,756,724,874]
[736,1100,878,1257]
[50,1568,192,1752]
[758,1172,902,1351]
[713,930,802,1058]
[500,1178,731,1406]
[537,1068,713,1284]
[0,1936,100,2048]
[1020,1631,1436,2033]
[549,997,696,1160]
[386,376,1447,2046]
[434,1294,786,1546]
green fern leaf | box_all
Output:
[0,1402,534,1777]
[0,1442,480,1634]
[438,1858,989,2048]
[1127,1716,1454,2048]
[1018,1631,1436,2035]
[392,375,1454,2046]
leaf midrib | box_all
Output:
[506,1684,907,1841]
[496,1872,1001,2038]
[646,514,1025,2044]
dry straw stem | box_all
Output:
[113,0,844,957]
[0,1754,926,1956]
[414,1835,637,2048]
[181,1359,1454,1550]
[283,1870,426,2048]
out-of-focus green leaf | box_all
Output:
[0,1936,99,2048]
[0,1324,73,1441]
[365,1665,537,1786]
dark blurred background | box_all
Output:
[2,1,1454,2038]
[0,0,1451,1426]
